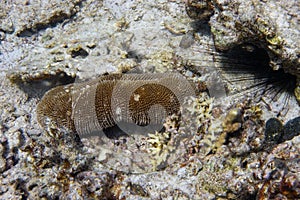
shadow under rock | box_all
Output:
[11,71,75,100]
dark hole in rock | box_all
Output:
[11,71,75,99]
[69,46,89,58]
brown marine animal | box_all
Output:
[36,73,195,137]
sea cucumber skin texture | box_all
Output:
[36,83,75,133]
[36,73,194,136]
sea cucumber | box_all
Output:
[36,73,195,137]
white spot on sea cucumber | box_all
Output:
[134,93,140,101]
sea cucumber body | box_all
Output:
[37,73,194,136]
